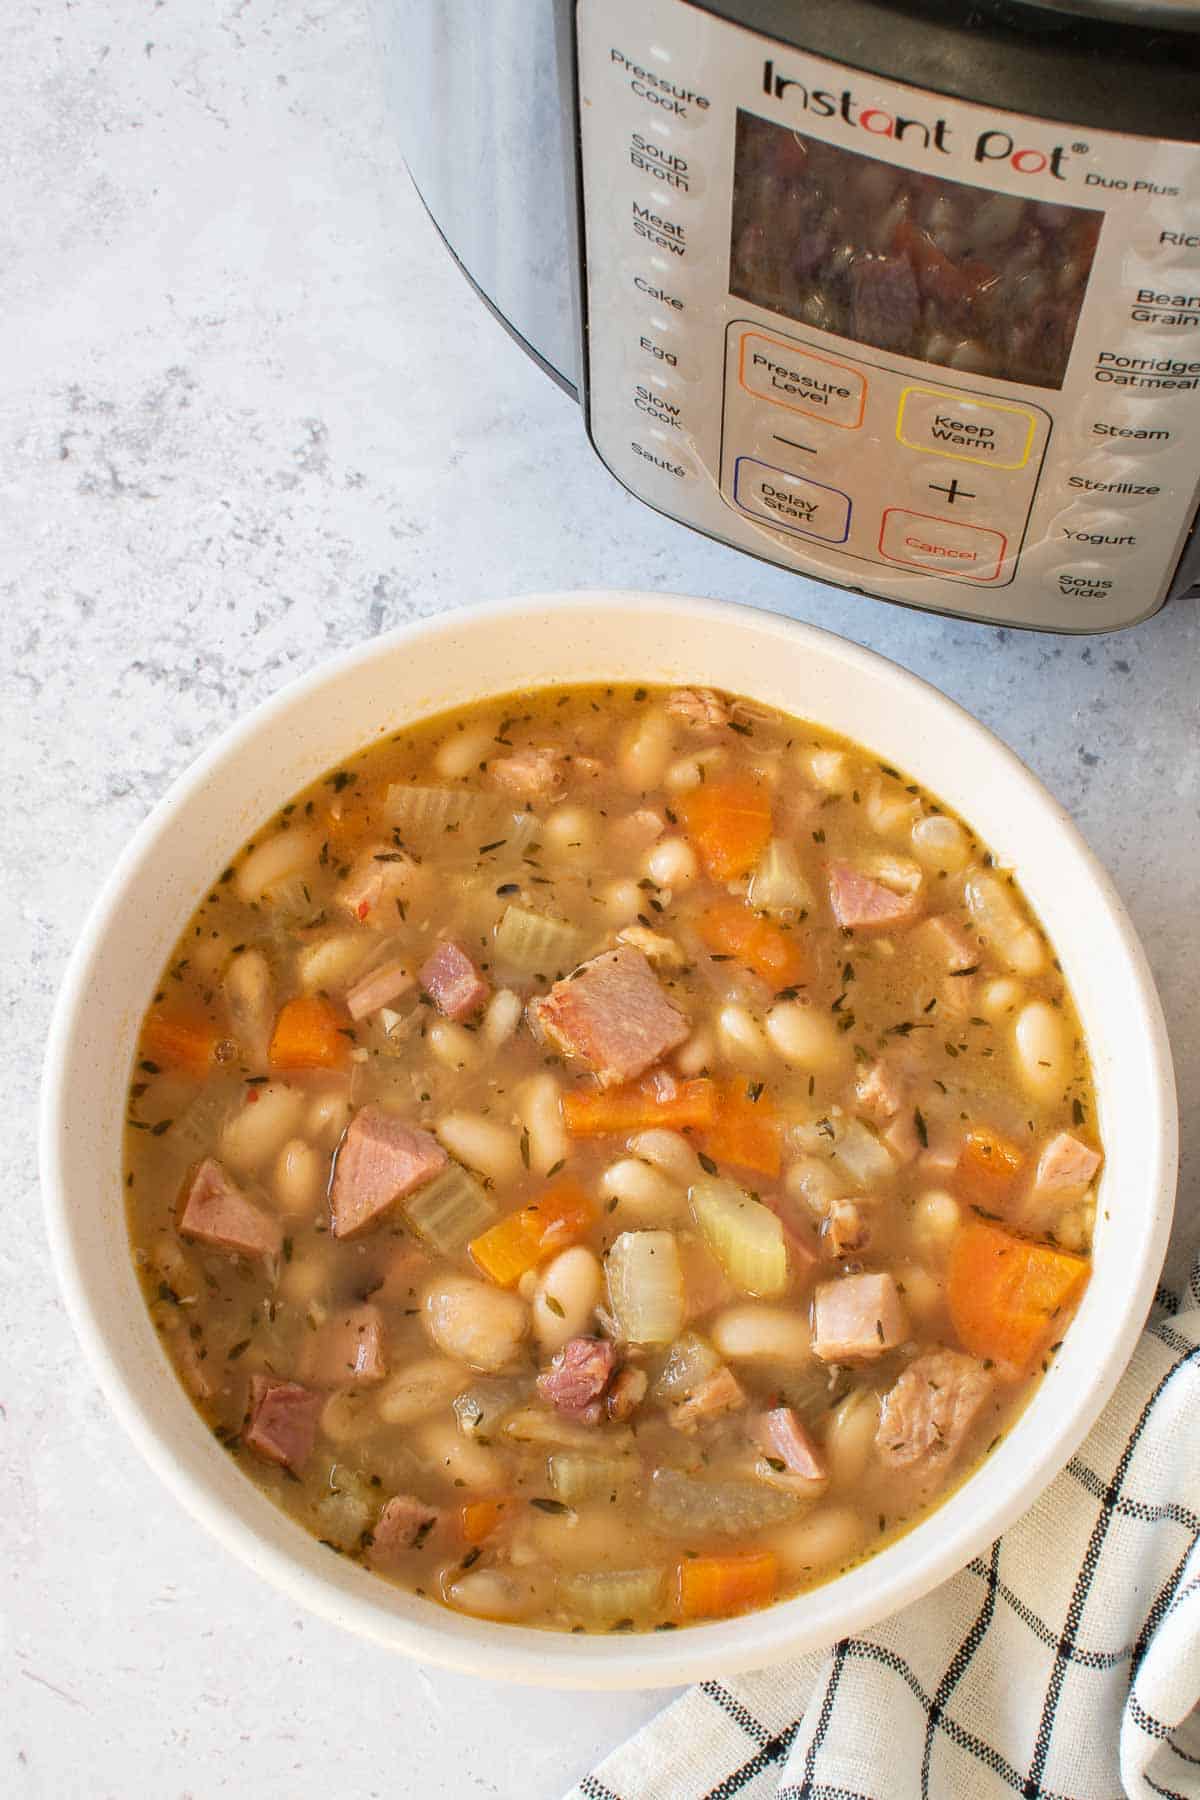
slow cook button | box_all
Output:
[896,386,1039,470]
[1054,508,1141,556]
[878,508,1008,582]
[732,457,851,543]
[633,379,686,429]
[737,330,866,430]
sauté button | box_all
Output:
[738,330,866,430]
[733,457,851,543]
[896,386,1039,470]
[878,508,1008,582]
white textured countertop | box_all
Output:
[5,3,1198,1795]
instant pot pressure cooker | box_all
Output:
[376,0,1200,632]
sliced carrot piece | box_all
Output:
[694,896,808,989]
[141,1012,217,1078]
[267,995,349,1070]
[679,776,772,880]
[702,1078,781,1178]
[563,1073,717,1138]
[460,1499,510,1545]
[957,1127,1024,1197]
[469,1178,597,1288]
[948,1218,1089,1374]
[676,1550,778,1620]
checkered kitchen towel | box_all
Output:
[566,1255,1200,1800]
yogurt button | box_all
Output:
[1053,507,1142,556]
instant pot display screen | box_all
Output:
[730,110,1102,390]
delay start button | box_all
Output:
[879,508,1008,583]
[732,456,851,543]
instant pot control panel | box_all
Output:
[575,0,1200,629]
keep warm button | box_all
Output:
[879,508,1008,583]
[897,386,1039,470]
[733,457,851,543]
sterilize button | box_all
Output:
[896,386,1038,470]
[737,329,866,430]
[732,456,851,543]
[878,508,1008,582]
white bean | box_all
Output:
[895,1261,942,1322]
[965,873,1046,976]
[427,1019,481,1073]
[542,805,600,858]
[822,1391,879,1488]
[797,747,848,793]
[278,1257,327,1310]
[444,1568,545,1621]
[979,976,1025,1023]
[234,828,320,903]
[418,1417,505,1491]
[710,1304,811,1363]
[627,1128,702,1187]
[320,1390,371,1445]
[911,814,970,872]
[619,708,673,791]
[1013,999,1068,1101]
[600,879,641,925]
[223,948,274,1065]
[220,1083,305,1174]
[533,1246,602,1353]
[674,1026,714,1077]
[769,1506,866,1579]
[424,1274,528,1371]
[435,1113,522,1185]
[664,746,727,793]
[911,1189,961,1253]
[481,988,522,1051]
[717,1004,772,1070]
[644,836,698,889]
[434,724,494,780]
[600,1157,688,1225]
[377,1355,468,1426]
[273,1138,325,1216]
[866,779,920,839]
[515,1073,568,1177]
[306,1087,350,1148]
[297,931,374,994]
[765,1002,846,1073]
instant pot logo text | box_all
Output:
[761,60,1070,179]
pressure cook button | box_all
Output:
[878,508,1007,582]
[732,457,851,544]
[737,329,866,430]
[896,386,1039,470]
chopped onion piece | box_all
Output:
[548,1452,636,1505]
[748,838,814,914]
[493,905,583,977]
[830,1119,895,1188]
[606,1231,686,1345]
[559,1567,665,1623]
[690,1179,788,1297]
[652,1331,722,1401]
[647,1468,802,1535]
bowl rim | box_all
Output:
[39,588,1177,1688]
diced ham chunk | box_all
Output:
[812,1272,908,1361]
[244,1375,322,1471]
[876,1349,994,1473]
[918,915,979,972]
[823,1198,872,1260]
[754,1407,828,1484]
[346,959,412,1022]
[666,687,730,731]
[537,1336,617,1423]
[607,1365,649,1423]
[336,844,421,923]
[1033,1132,1103,1204]
[855,1060,905,1125]
[329,1105,447,1238]
[367,1494,441,1566]
[828,861,920,932]
[489,746,564,801]
[529,946,689,1087]
[419,939,490,1021]
[178,1157,282,1261]
[672,1365,746,1434]
[302,1305,388,1387]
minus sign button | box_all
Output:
[773,434,816,455]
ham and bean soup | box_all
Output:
[125,684,1102,1632]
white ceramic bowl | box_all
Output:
[41,591,1176,1689]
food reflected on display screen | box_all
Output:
[125,683,1102,1631]
[730,110,1102,389]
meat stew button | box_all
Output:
[878,508,1007,582]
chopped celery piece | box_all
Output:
[493,904,583,977]
[606,1231,685,1345]
[260,870,323,926]
[830,1118,895,1188]
[559,1567,665,1623]
[403,1162,495,1253]
[548,1452,635,1505]
[170,1088,235,1161]
[652,1331,722,1401]
[503,1408,635,1453]
[747,838,814,914]
[383,783,492,839]
[453,1375,533,1437]
[690,1178,788,1297]
[315,1466,375,1550]
[647,1468,801,1536]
